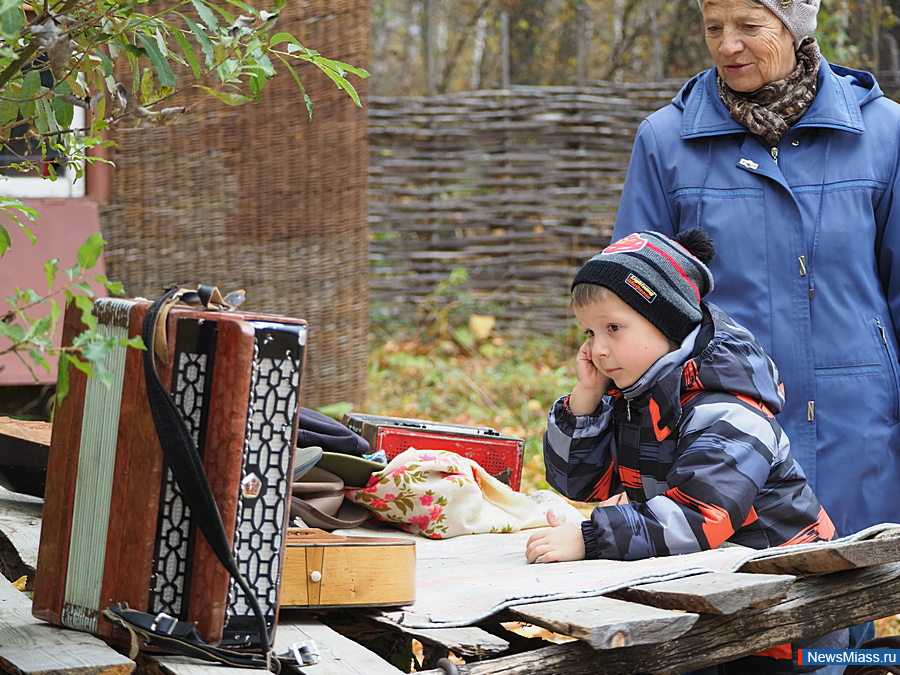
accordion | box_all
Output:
[32,296,307,647]
[342,413,525,491]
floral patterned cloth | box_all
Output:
[346,448,550,538]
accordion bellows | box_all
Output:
[32,297,307,647]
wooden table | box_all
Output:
[2,485,900,675]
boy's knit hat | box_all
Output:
[571,229,715,343]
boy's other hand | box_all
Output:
[524,509,586,563]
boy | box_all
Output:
[526,229,843,673]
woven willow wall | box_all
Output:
[367,82,683,340]
[100,1,371,408]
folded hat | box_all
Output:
[291,466,370,529]
[316,451,384,489]
[290,453,384,530]
[293,445,324,480]
[296,408,371,457]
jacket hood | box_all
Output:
[611,304,785,437]
[685,303,786,415]
[672,55,881,138]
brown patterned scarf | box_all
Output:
[717,38,820,148]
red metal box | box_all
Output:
[342,413,524,491]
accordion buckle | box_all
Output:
[150,612,178,635]
[290,641,320,666]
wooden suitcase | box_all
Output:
[280,528,415,608]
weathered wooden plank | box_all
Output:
[508,595,699,650]
[415,561,900,675]
[0,486,43,570]
[273,618,406,675]
[0,577,135,675]
[148,617,406,675]
[366,614,509,658]
[609,572,795,615]
[146,656,263,675]
[739,530,900,576]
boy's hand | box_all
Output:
[525,509,586,563]
[568,336,610,415]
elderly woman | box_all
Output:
[615,0,900,549]
[612,0,898,666]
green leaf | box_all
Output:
[313,61,362,107]
[56,354,71,402]
[0,1,23,42]
[173,28,202,78]
[83,339,114,386]
[194,85,252,106]
[19,69,41,118]
[0,225,8,257]
[98,276,125,295]
[66,351,96,378]
[137,33,176,88]
[72,294,97,330]
[122,335,146,350]
[178,13,215,69]
[0,93,17,127]
[71,280,94,296]
[77,232,105,270]
[191,0,220,31]
[28,348,50,373]
[273,55,312,119]
[44,258,59,291]
[49,298,61,328]
[322,59,370,79]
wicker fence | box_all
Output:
[367,81,684,340]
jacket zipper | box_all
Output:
[875,318,900,420]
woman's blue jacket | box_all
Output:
[612,57,900,538]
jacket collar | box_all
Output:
[676,56,878,140]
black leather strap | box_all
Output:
[103,604,301,671]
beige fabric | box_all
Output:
[347,448,553,538]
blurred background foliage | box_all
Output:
[369,0,900,98]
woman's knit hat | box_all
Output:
[699,0,820,47]
[571,229,716,343]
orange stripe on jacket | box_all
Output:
[734,393,775,418]
[587,462,617,501]
[755,643,793,660]
[664,487,734,548]
[618,465,642,490]
[648,398,672,441]
[779,506,837,546]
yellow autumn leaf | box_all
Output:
[468,314,496,341]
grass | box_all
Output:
[358,329,576,494]
[358,326,899,640]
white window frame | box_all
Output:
[0,106,86,199]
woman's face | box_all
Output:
[703,0,797,92]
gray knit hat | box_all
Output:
[699,0,819,47]
[571,230,715,343]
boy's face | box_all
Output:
[574,291,679,390]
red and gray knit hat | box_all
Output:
[571,229,715,343]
